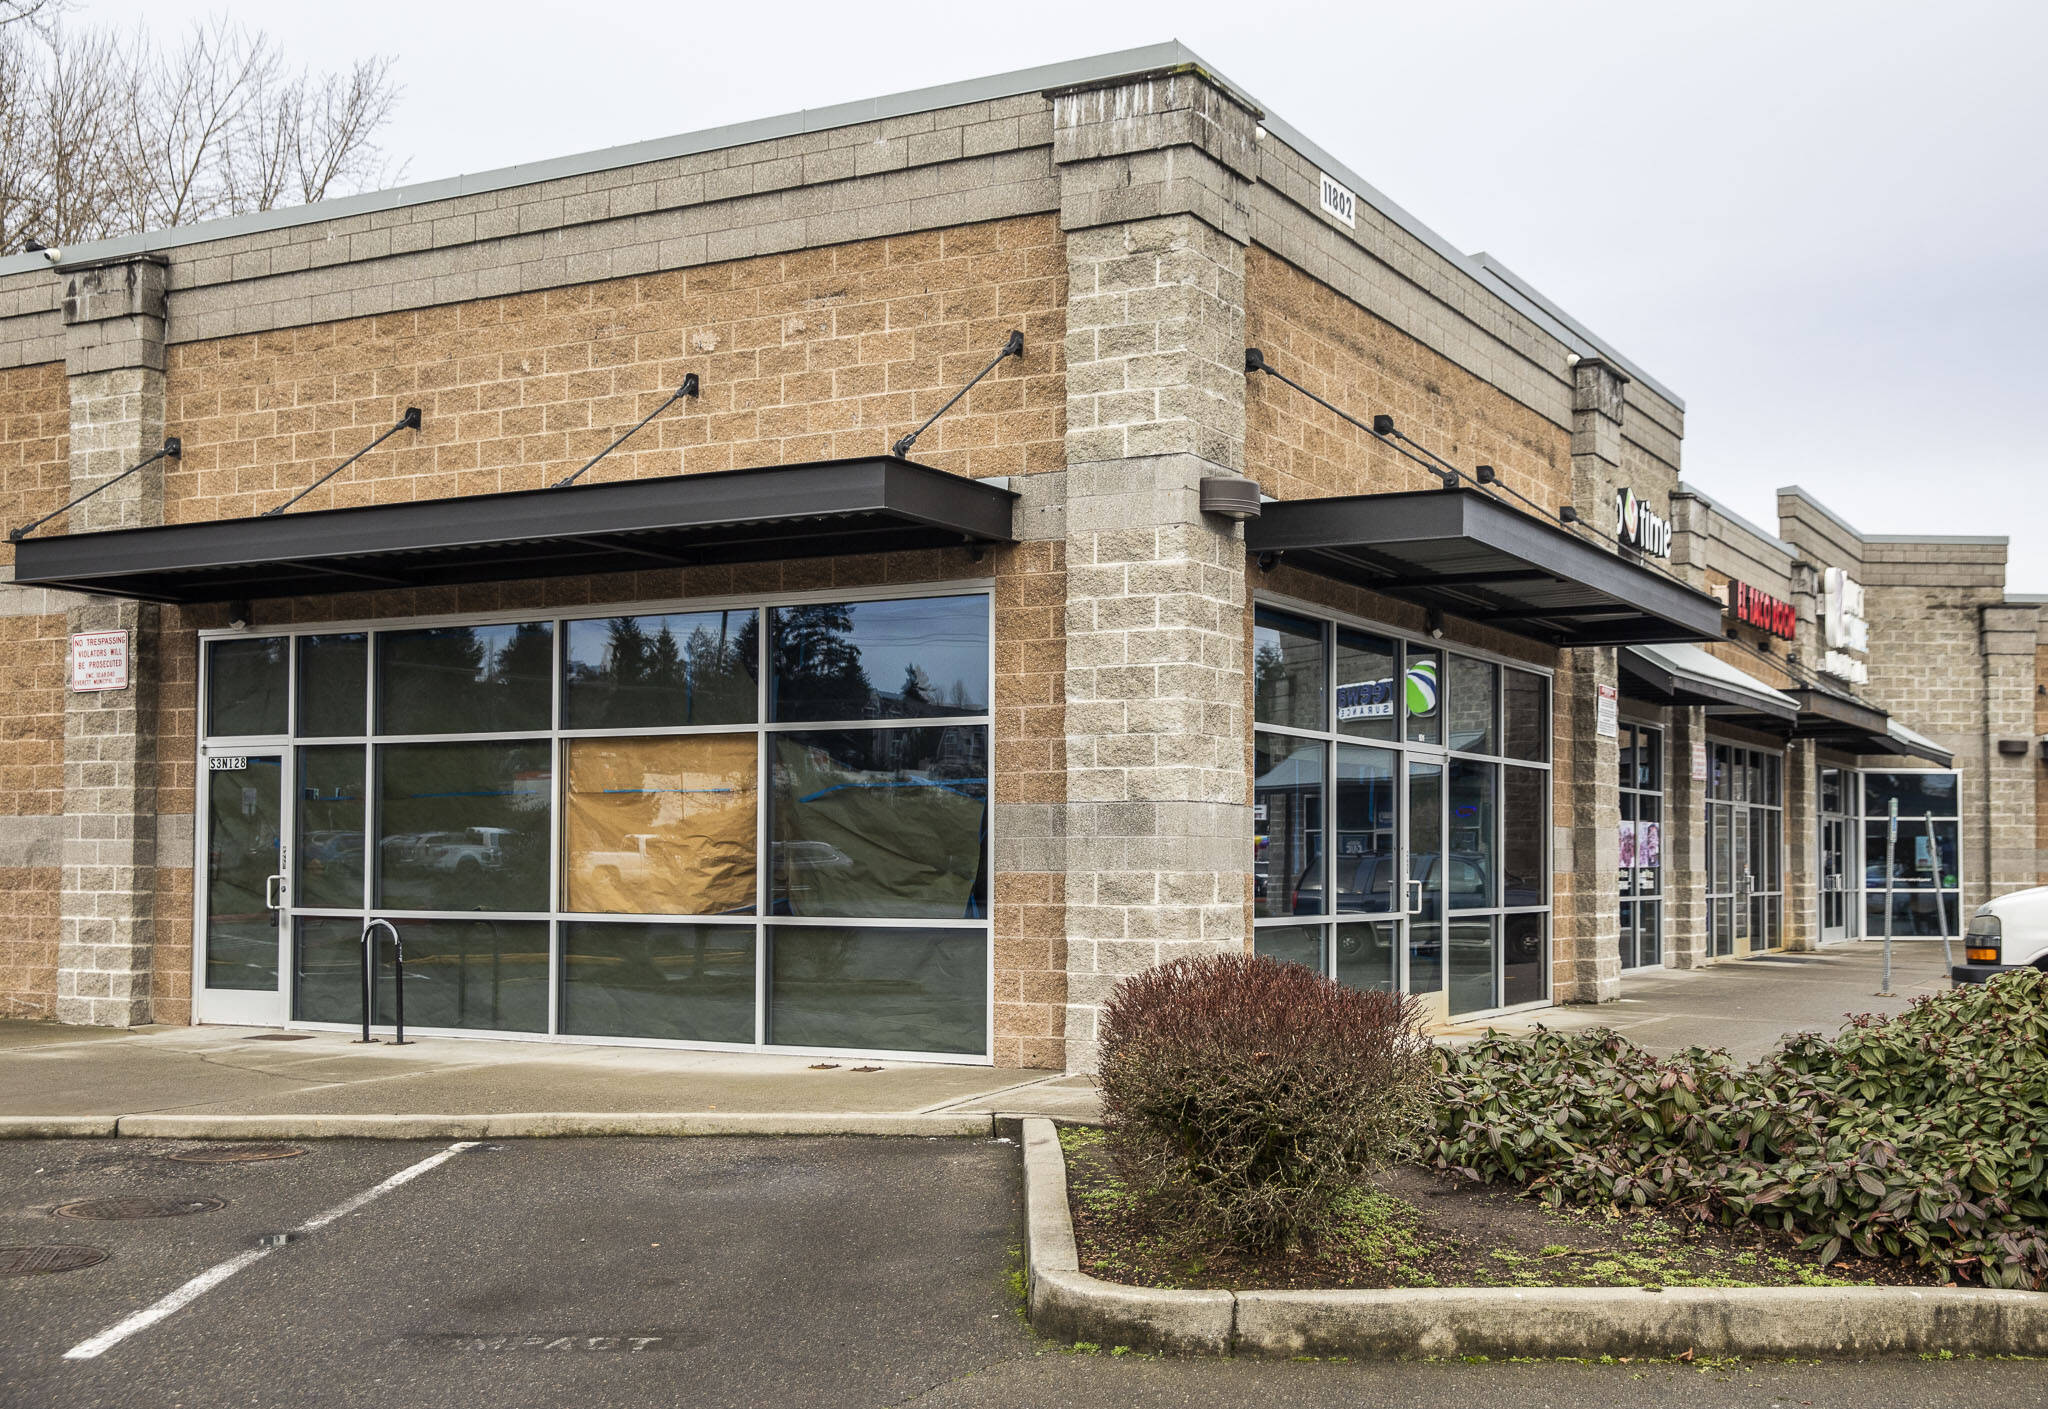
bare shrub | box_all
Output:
[1097,952,1434,1251]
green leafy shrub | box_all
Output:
[1097,952,1432,1251]
[1430,968,2048,1288]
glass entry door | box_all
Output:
[196,751,288,1025]
[1705,743,1783,958]
[1819,767,1852,941]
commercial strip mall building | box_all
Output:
[1,44,2042,1068]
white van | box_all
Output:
[1953,887,2048,984]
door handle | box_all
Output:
[264,873,285,910]
[1405,878,1423,915]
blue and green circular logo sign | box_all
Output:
[1405,658,1439,717]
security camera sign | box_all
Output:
[69,630,129,692]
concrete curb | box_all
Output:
[1017,1117,2048,1359]
[0,1116,118,1138]
[0,1112,996,1140]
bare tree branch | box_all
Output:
[0,14,400,255]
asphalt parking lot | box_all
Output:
[3,1135,2042,1409]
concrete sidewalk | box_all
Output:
[1441,939,1955,1061]
[0,1022,1102,1134]
[0,940,1953,1136]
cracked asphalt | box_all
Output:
[1,1136,2039,1408]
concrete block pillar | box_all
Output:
[53,259,167,1027]
[1663,706,1710,967]
[1553,646,1620,1002]
[1781,740,1821,952]
[1980,603,2039,911]
[1549,357,1634,1004]
[1052,67,1258,1068]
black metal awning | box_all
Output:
[1703,681,1953,766]
[1245,488,1723,645]
[10,457,1016,604]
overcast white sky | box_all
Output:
[83,0,2048,587]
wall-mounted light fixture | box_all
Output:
[1198,476,1262,521]
[1427,607,1445,640]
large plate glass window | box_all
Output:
[1861,770,1963,938]
[1250,604,1550,1015]
[1705,741,1784,956]
[1618,724,1664,970]
[199,591,993,1060]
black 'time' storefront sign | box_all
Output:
[1728,579,1796,639]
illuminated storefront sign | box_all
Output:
[1727,579,1796,640]
[1614,487,1672,558]
[1821,567,1870,684]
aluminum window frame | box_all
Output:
[1618,719,1666,971]
[1250,591,1554,1018]
[1854,766,1966,941]
[193,577,999,1065]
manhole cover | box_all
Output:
[165,1144,306,1165]
[0,1245,109,1276]
[244,1033,315,1042]
[53,1195,225,1221]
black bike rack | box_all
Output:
[354,918,409,1046]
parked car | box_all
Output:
[1952,886,2048,984]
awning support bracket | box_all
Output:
[264,409,420,517]
[11,437,181,542]
[555,375,700,488]
[891,330,1022,460]
[1244,347,1458,490]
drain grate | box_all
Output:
[244,1033,315,1041]
[166,1144,306,1165]
[1,1245,109,1275]
[53,1195,225,1221]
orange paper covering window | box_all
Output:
[563,736,758,915]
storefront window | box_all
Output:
[767,926,987,1055]
[1335,628,1399,743]
[770,727,988,919]
[376,741,553,912]
[1252,603,1550,1017]
[560,921,755,1044]
[563,735,756,915]
[207,636,289,736]
[377,623,553,734]
[771,597,989,722]
[563,611,756,728]
[1862,769,1963,938]
[1705,741,1783,956]
[295,745,365,909]
[1618,724,1664,970]
[297,634,366,737]
[204,591,994,1059]
[1254,608,1326,731]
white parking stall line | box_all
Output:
[63,1140,478,1362]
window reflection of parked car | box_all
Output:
[303,829,363,874]
[382,827,515,879]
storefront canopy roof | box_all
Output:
[1875,718,1954,768]
[1245,488,1723,646]
[1700,673,1955,767]
[1619,642,1800,720]
[9,457,1017,605]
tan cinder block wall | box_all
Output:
[2037,634,2048,884]
[0,360,72,1018]
[1243,251,1571,509]
[163,217,1067,521]
[146,543,1070,1057]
